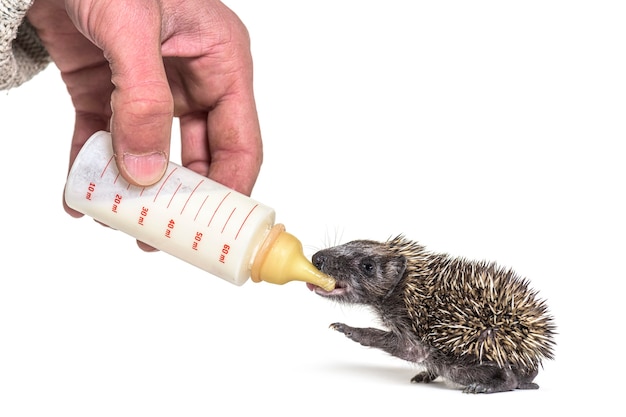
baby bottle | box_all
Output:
[64,131,335,291]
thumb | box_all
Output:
[103,3,173,186]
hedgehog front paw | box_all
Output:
[329,322,352,336]
[411,371,438,384]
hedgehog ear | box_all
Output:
[383,256,407,298]
[390,256,407,279]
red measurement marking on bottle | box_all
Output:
[207,192,231,228]
[138,206,149,225]
[113,172,121,185]
[181,180,204,215]
[100,156,115,178]
[194,195,210,221]
[164,219,175,238]
[235,204,259,240]
[167,183,182,208]
[192,231,203,250]
[153,168,178,202]
[218,243,230,263]
[111,193,123,213]
[221,208,237,233]
[85,182,96,200]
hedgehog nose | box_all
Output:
[312,252,326,271]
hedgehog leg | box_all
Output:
[330,323,429,362]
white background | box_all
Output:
[1,1,624,415]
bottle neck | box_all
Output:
[250,224,336,291]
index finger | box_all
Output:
[181,88,263,197]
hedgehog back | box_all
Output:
[390,237,556,370]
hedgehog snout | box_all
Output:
[312,252,327,272]
[311,251,349,297]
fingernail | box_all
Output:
[122,152,167,186]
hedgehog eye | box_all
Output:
[360,259,376,275]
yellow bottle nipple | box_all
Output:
[250,224,336,291]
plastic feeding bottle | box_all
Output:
[64,131,336,291]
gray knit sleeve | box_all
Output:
[1,0,50,90]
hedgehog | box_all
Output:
[307,236,556,394]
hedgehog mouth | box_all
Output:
[306,281,347,297]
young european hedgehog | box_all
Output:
[308,236,556,394]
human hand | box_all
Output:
[27,0,263,219]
